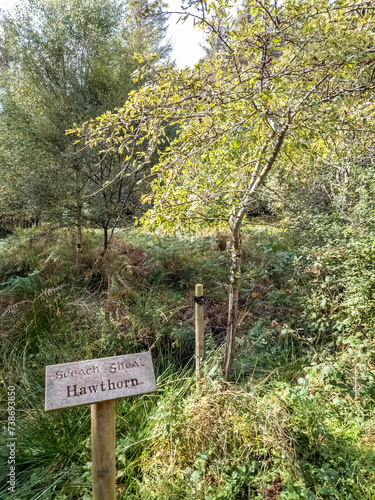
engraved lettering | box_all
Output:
[58,365,102,380]
[107,379,116,390]
[66,379,142,398]
[46,352,156,410]
[67,385,78,397]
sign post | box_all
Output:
[195,284,204,389]
[45,352,156,497]
[91,400,116,500]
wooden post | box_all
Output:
[195,284,204,389]
[91,400,116,500]
[46,353,157,500]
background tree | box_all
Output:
[0,0,170,250]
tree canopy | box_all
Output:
[0,0,170,248]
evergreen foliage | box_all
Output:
[0,0,170,248]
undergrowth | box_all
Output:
[1,223,375,499]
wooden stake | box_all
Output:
[195,283,204,389]
[91,400,116,500]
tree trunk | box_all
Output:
[223,227,242,380]
[103,225,108,254]
[76,200,83,254]
[221,124,290,379]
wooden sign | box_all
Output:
[45,352,156,411]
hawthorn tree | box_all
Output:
[76,0,375,378]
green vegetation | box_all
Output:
[1,0,375,498]
[0,0,170,248]
[77,0,375,379]
[1,223,375,499]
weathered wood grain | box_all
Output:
[91,400,116,500]
[45,352,156,411]
[195,283,204,389]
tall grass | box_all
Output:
[1,226,375,498]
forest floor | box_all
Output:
[1,223,375,499]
